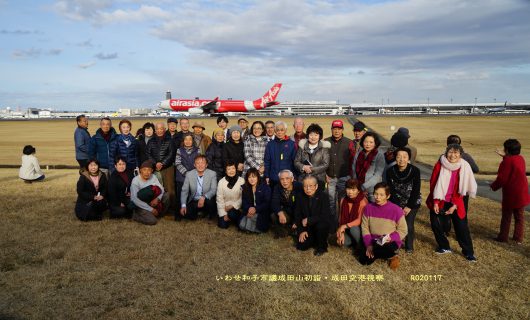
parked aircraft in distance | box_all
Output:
[158,83,282,114]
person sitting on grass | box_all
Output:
[216,161,245,229]
[490,139,529,244]
[107,156,133,219]
[179,155,218,220]
[19,145,45,183]
[130,160,169,225]
[270,169,302,239]
[294,175,332,256]
[75,159,108,221]
[336,178,368,255]
[360,182,407,270]
[240,168,271,233]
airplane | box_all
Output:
[158,83,282,114]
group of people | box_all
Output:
[47,113,527,269]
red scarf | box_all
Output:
[118,171,130,185]
[339,192,365,225]
[151,185,163,212]
[355,149,378,184]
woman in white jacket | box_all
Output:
[217,161,245,229]
[19,145,45,183]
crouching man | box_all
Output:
[180,155,218,220]
[294,175,332,256]
[130,160,169,225]
[270,169,302,238]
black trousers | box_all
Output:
[430,208,474,256]
[359,241,398,265]
[218,208,242,229]
[109,205,132,219]
[296,223,329,251]
[404,208,418,251]
[181,197,217,220]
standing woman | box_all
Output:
[137,122,155,165]
[75,159,108,221]
[244,121,268,176]
[19,145,45,183]
[336,178,368,254]
[206,128,225,181]
[216,161,245,229]
[223,125,245,176]
[490,139,529,244]
[175,133,200,214]
[110,119,138,173]
[294,123,330,190]
[360,182,407,270]
[386,147,421,253]
[240,168,271,233]
[352,132,385,202]
[107,156,134,219]
[426,144,478,261]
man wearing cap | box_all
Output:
[146,122,176,212]
[397,127,417,163]
[130,160,170,225]
[352,121,368,151]
[325,119,355,227]
[167,117,181,152]
[264,121,296,190]
[290,117,306,151]
[180,155,218,220]
[237,116,250,140]
[192,121,212,154]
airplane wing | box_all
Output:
[200,97,219,113]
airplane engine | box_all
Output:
[188,107,204,115]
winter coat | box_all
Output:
[110,133,139,172]
[107,170,133,207]
[146,133,175,169]
[74,126,91,160]
[264,137,296,183]
[205,140,225,180]
[294,139,330,183]
[88,128,118,169]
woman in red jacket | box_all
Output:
[490,139,529,244]
[426,144,478,262]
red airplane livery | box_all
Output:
[159,83,282,114]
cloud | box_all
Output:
[78,61,97,69]
[0,29,42,35]
[12,48,63,58]
[94,52,118,60]
[53,1,171,24]
[77,39,94,48]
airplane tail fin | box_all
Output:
[254,83,282,108]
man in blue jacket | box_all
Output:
[74,115,91,168]
[88,117,117,175]
[264,121,296,191]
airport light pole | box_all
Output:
[474,97,477,107]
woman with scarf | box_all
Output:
[109,119,138,173]
[216,161,245,229]
[240,168,271,233]
[244,121,269,176]
[351,132,385,202]
[427,144,478,262]
[294,123,330,190]
[108,156,134,219]
[137,122,155,165]
[386,147,421,253]
[336,178,368,255]
[206,128,225,181]
[175,133,200,216]
[75,159,108,221]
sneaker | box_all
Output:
[435,248,452,254]
[465,255,477,262]
[389,256,400,270]
[406,249,414,254]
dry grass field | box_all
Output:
[1,168,529,319]
[0,116,345,167]
[357,116,530,173]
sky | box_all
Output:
[1,0,529,110]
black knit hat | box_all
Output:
[390,132,409,148]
